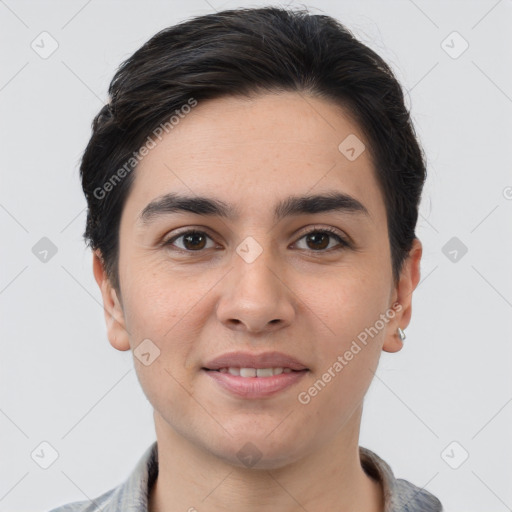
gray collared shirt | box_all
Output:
[48,441,443,511]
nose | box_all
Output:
[215,244,296,335]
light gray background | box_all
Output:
[1,0,511,511]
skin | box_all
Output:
[93,91,422,512]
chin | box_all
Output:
[207,430,307,470]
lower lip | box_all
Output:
[203,369,308,399]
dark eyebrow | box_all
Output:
[138,191,370,225]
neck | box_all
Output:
[148,406,383,512]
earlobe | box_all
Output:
[92,250,131,352]
[382,326,405,353]
[108,288,131,352]
[382,238,422,354]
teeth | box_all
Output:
[256,368,273,377]
[240,368,257,377]
[217,367,291,377]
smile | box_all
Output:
[203,368,308,398]
[213,367,297,377]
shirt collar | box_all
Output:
[360,446,397,511]
[109,440,159,511]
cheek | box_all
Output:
[304,275,390,403]
[121,273,201,413]
[121,263,193,331]
[308,270,390,339]
[294,345,380,449]
[121,269,209,372]
[300,320,383,420]
[123,283,178,340]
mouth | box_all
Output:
[201,350,309,398]
[202,367,309,398]
[202,367,307,377]
[203,350,308,372]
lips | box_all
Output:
[203,350,308,372]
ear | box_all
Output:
[382,237,422,353]
[92,249,131,351]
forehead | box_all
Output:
[123,92,386,227]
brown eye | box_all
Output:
[295,228,349,252]
[164,230,215,251]
[305,232,330,250]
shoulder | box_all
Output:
[359,446,443,512]
[392,478,444,511]
[47,441,158,512]
[46,486,116,512]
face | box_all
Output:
[94,92,421,469]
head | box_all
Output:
[86,7,425,468]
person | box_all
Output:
[49,6,443,512]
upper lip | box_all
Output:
[203,351,308,371]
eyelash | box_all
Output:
[162,226,351,254]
